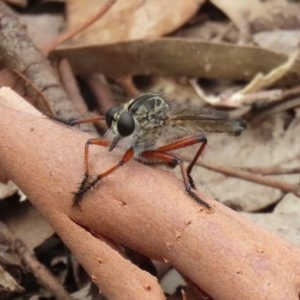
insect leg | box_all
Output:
[156,135,207,188]
[73,138,109,206]
[186,135,207,188]
[67,116,105,126]
[53,115,105,126]
[73,144,134,206]
[141,150,210,209]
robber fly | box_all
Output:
[71,93,246,209]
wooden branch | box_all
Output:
[0,88,164,299]
[0,1,78,118]
[1,88,300,299]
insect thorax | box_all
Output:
[126,94,169,150]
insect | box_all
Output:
[71,93,246,209]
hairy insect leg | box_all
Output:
[141,150,210,209]
[156,135,207,188]
[73,138,110,206]
[73,145,134,206]
[186,136,207,188]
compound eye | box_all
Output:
[117,112,135,137]
[106,107,119,127]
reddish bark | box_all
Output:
[1,88,300,299]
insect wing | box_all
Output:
[163,102,245,138]
[169,107,229,121]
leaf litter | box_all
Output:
[1,0,300,298]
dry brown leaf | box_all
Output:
[241,194,300,246]
[210,0,300,36]
[210,0,268,37]
[20,12,64,48]
[0,264,24,295]
[188,114,300,212]
[274,193,300,214]
[0,202,54,250]
[254,30,300,54]
[241,211,300,246]
[260,0,300,31]
[160,269,185,295]
[67,0,204,45]
[239,50,299,94]
[149,77,207,106]
[3,0,27,7]
[51,38,300,85]
[219,50,300,107]
[0,182,17,201]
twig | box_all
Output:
[58,61,108,132]
[252,96,300,121]
[227,84,300,107]
[58,59,89,115]
[42,0,116,55]
[0,0,115,118]
[241,165,300,176]
[0,1,78,118]
[198,160,300,197]
[12,69,54,116]
[0,221,72,300]
[85,74,115,114]
[115,76,140,97]
[189,78,207,102]
[280,84,300,100]
[227,89,284,106]
[14,239,72,300]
